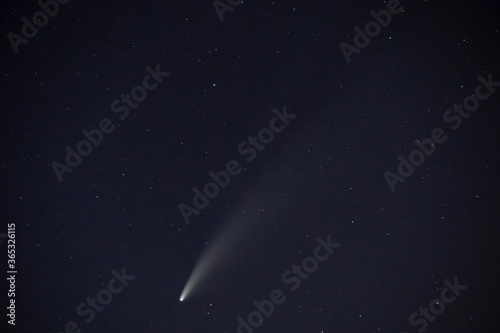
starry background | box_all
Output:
[1,0,499,332]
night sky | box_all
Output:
[1,0,499,332]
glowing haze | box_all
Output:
[179,112,308,301]
[179,218,245,301]
[178,179,285,301]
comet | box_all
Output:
[179,148,300,302]
[179,219,242,302]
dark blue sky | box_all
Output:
[1,0,499,332]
